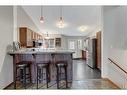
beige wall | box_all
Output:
[0,6,13,89]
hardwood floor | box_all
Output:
[5,59,119,89]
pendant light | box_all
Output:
[56,6,66,28]
[45,32,50,39]
[40,6,44,23]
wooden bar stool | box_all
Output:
[16,61,32,89]
[55,61,68,89]
[36,61,50,89]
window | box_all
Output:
[68,41,75,50]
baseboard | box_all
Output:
[3,82,13,89]
[102,78,120,89]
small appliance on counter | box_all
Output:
[33,40,43,48]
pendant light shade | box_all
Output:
[56,6,67,28]
[40,6,44,23]
[57,16,65,28]
[40,16,44,23]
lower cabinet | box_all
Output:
[82,50,86,60]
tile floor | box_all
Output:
[5,59,119,89]
[71,60,118,89]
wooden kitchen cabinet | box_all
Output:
[19,27,33,47]
[19,27,43,47]
[82,50,86,60]
[55,38,61,47]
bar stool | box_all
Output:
[55,61,68,89]
[36,61,50,89]
[16,61,32,89]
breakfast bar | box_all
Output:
[8,48,74,88]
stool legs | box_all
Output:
[36,65,49,89]
[65,66,68,88]
[28,64,32,83]
[23,67,26,89]
[36,66,39,89]
[57,67,59,89]
[46,66,49,88]
[56,65,68,89]
[15,63,31,89]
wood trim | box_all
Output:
[108,58,127,75]
[3,82,13,89]
[96,31,101,69]
[102,78,120,89]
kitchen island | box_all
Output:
[8,48,74,88]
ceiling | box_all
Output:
[22,6,101,36]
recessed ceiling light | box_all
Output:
[78,25,88,32]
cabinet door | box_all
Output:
[32,31,34,40]
[55,38,61,47]
[19,28,27,47]
[27,29,32,46]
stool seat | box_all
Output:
[55,60,68,89]
[36,61,50,67]
[17,63,28,67]
[56,61,67,67]
[56,63,67,67]
[55,61,67,64]
[36,61,50,89]
[37,63,48,67]
[15,61,32,89]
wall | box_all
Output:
[102,6,127,88]
[109,49,127,88]
[0,6,13,89]
[17,6,40,41]
[0,6,40,89]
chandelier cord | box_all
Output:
[41,6,43,17]
[60,6,62,17]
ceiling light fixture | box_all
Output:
[78,25,88,32]
[56,6,66,28]
[40,6,44,23]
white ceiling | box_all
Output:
[22,6,101,36]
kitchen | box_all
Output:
[0,6,117,89]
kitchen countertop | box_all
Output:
[8,48,75,55]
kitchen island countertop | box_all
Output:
[8,48,75,54]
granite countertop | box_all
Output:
[8,48,75,55]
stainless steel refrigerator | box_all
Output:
[86,38,97,68]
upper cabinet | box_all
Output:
[55,38,61,47]
[19,27,43,47]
